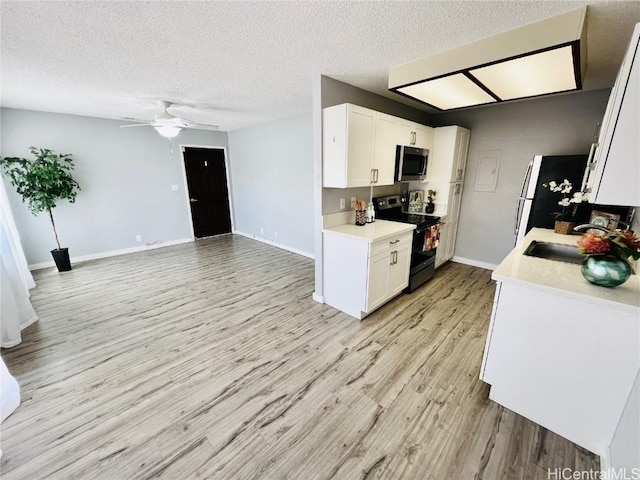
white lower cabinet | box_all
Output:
[435,222,450,268]
[481,281,639,457]
[324,229,413,319]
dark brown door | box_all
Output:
[183,147,232,238]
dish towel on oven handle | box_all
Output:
[423,224,440,252]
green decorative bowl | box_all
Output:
[581,254,632,288]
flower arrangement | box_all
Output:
[542,179,586,221]
[425,189,436,213]
[577,230,640,260]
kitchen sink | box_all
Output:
[523,240,584,265]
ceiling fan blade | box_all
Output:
[120,123,153,128]
[184,123,220,131]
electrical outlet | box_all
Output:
[274,232,278,239]
[351,197,356,207]
[260,227,264,235]
[136,235,142,242]
[339,198,346,209]
[171,184,179,191]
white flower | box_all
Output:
[548,181,557,188]
[570,192,584,204]
[558,198,571,207]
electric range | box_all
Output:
[373,194,440,292]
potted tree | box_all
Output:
[0,147,80,272]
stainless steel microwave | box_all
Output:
[396,145,428,181]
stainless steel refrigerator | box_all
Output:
[515,154,635,243]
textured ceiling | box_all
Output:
[1,1,639,131]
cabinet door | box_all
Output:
[395,120,414,146]
[346,106,375,187]
[454,128,470,181]
[435,222,450,268]
[588,26,640,206]
[448,182,464,224]
[366,251,391,312]
[413,124,431,149]
[388,243,411,297]
[373,113,397,185]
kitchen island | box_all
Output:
[481,228,639,470]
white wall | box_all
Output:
[1,108,228,267]
[227,113,314,257]
[436,89,611,267]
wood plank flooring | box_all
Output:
[0,234,599,479]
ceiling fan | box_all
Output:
[120,100,219,138]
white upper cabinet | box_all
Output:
[584,23,640,207]
[396,119,433,149]
[428,126,471,184]
[373,112,398,186]
[323,104,374,188]
[323,104,397,188]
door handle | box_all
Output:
[190,198,198,203]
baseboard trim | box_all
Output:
[312,292,324,303]
[233,231,314,259]
[452,256,498,271]
[28,238,194,271]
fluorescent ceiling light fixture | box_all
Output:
[398,74,496,110]
[154,125,183,138]
[389,7,587,110]
[470,45,576,100]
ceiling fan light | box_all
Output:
[154,125,182,138]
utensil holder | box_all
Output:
[355,210,366,226]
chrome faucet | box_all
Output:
[573,224,610,234]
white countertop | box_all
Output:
[323,219,416,243]
[493,228,640,311]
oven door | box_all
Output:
[411,225,437,273]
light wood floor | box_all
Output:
[1,235,598,479]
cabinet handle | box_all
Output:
[394,251,398,264]
[370,169,375,183]
[374,169,379,183]
[390,239,400,245]
[580,142,599,194]
[390,251,395,266]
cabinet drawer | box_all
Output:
[370,234,411,258]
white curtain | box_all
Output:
[0,179,38,348]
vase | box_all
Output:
[554,220,575,235]
[581,254,632,288]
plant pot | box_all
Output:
[425,202,435,214]
[554,220,575,235]
[581,254,631,288]
[51,248,72,272]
